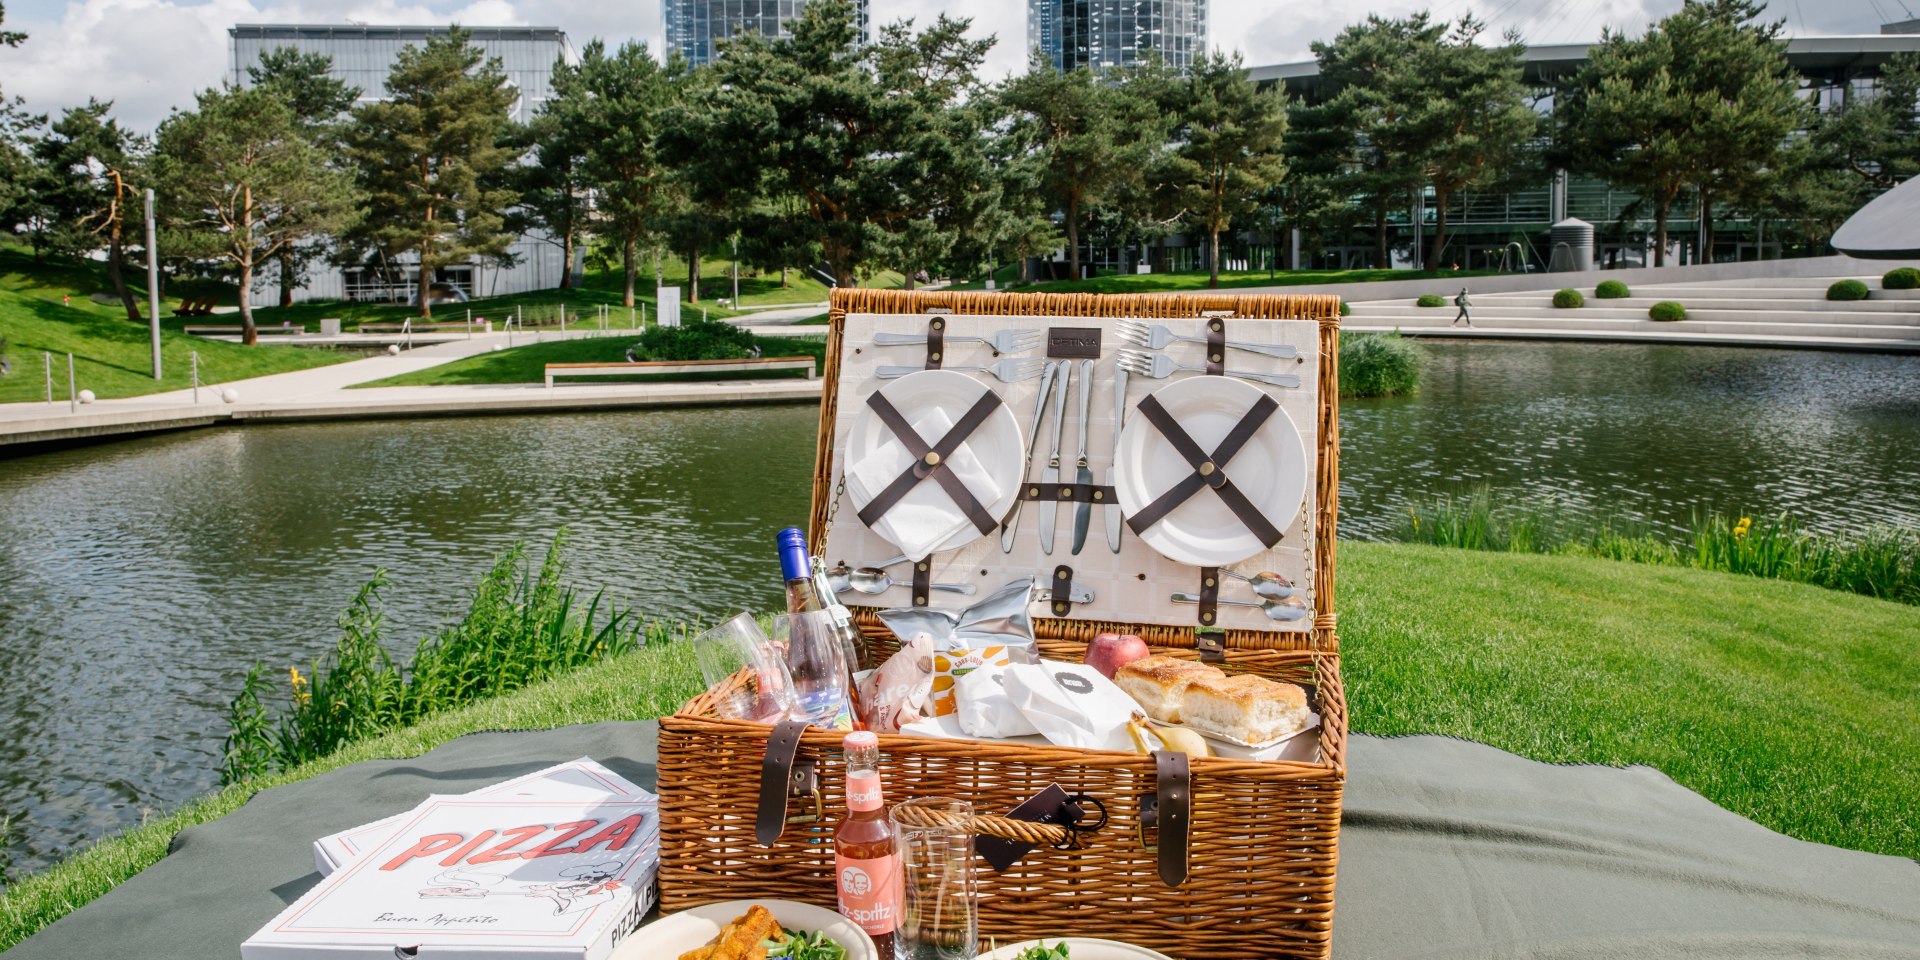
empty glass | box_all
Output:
[769,610,852,728]
[691,612,795,723]
[890,797,978,960]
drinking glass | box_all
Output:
[691,612,795,723]
[890,797,978,960]
[770,610,851,728]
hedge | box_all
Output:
[1649,301,1687,322]
[1595,279,1631,299]
[1827,279,1871,302]
[1552,289,1585,308]
[1416,294,1447,307]
[1882,268,1920,290]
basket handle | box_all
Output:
[756,720,821,846]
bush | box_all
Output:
[1339,299,1351,316]
[1595,279,1631,299]
[634,317,756,361]
[1340,330,1427,398]
[1552,288,1585,308]
[1882,268,1920,290]
[1827,279,1870,301]
[1648,301,1687,322]
[1415,294,1447,307]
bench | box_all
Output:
[183,324,306,336]
[172,297,217,317]
[544,356,817,388]
[357,321,488,332]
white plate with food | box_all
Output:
[977,938,1175,960]
[612,899,876,960]
[1113,375,1307,568]
[845,369,1024,558]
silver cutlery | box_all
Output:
[1116,320,1299,359]
[830,565,977,596]
[1104,365,1127,553]
[876,359,1048,382]
[1117,350,1301,389]
[1070,359,1095,555]
[1169,592,1311,622]
[873,329,1041,356]
[1037,359,1072,555]
[1223,569,1299,600]
[1027,577,1095,605]
[1001,360,1061,553]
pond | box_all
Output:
[1,340,1915,880]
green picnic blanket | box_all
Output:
[9,723,1919,959]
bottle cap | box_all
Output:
[776,527,811,582]
[843,730,878,750]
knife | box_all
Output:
[1105,364,1127,553]
[1037,359,1072,556]
[1070,359,1095,555]
[1000,361,1060,553]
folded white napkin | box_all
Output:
[1002,661,1139,752]
[847,402,1002,559]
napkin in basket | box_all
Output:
[847,402,1002,558]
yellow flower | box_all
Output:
[1733,516,1752,539]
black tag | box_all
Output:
[977,784,1077,871]
[1047,327,1102,358]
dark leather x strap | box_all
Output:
[856,390,1003,536]
[1125,393,1284,548]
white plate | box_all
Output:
[978,938,1176,960]
[1114,376,1307,568]
[610,899,877,960]
[846,369,1025,555]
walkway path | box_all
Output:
[1,330,821,449]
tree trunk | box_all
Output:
[1430,189,1450,271]
[1066,197,1081,282]
[277,246,296,308]
[1699,189,1714,264]
[622,237,637,308]
[417,259,432,318]
[1374,202,1389,270]
[106,229,139,321]
[1653,197,1670,268]
[780,265,788,288]
[238,257,258,346]
[1209,227,1222,289]
[687,251,700,302]
[559,224,576,290]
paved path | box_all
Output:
[1,330,821,448]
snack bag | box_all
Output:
[857,632,937,733]
[953,664,1040,739]
[1003,661,1140,752]
[930,645,1013,717]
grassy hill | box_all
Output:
[352,331,829,388]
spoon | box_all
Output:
[1169,592,1309,622]
[1222,569,1298,601]
[830,566,976,596]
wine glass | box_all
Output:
[691,612,795,723]
[770,609,852,728]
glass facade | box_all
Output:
[664,0,871,66]
[1030,0,1209,74]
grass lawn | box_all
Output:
[351,332,829,388]
[3,543,1916,948]
[946,266,1505,295]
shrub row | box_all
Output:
[1340,330,1427,398]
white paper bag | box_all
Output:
[953,664,1040,738]
[1002,661,1138,752]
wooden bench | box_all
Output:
[357,321,485,332]
[544,356,817,388]
[172,297,216,317]
[183,324,306,336]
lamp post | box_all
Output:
[145,188,161,379]
[731,234,739,310]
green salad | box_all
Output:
[764,928,848,960]
[1014,942,1070,960]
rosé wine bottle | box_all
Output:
[835,731,901,959]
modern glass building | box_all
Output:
[228,24,578,303]
[664,0,871,66]
[1028,0,1210,74]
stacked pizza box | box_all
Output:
[244,759,660,960]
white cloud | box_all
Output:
[0,0,1894,131]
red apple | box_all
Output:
[1085,633,1151,679]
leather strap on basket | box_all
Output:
[1151,750,1192,886]
[926,316,946,370]
[1196,568,1222,628]
[1124,394,1284,549]
[756,720,814,847]
[1204,317,1227,375]
[1051,566,1074,617]
[856,390,1002,536]
[912,558,932,607]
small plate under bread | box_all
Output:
[1149,715,1321,763]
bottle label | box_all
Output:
[835,852,902,935]
[845,771,884,812]
[827,603,853,627]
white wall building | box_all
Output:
[229,24,579,304]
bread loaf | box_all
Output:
[1113,655,1220,723]
[1181,675,1310,745]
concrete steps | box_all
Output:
[1351,304,1920,330]
[1462,295,1920,313]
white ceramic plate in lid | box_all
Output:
[845,369,1025,557]
[1114,375,1307,568]
[609,899,877,960]
[977,938,1176,960]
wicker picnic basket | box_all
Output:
[658,289,1346,959]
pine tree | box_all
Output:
[345,28,519,317]
[33,100,146,319]
[557,40,681,307]
[248,47,360,306]
[1160,51,1288,289]
[1817,52,1920,191]
[155,85,360,344]
[1000,55,1140,282]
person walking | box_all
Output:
[1452,287,1473,328]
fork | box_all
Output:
[873,329,1042,356]
[876,358,1049,382]
[1118,350,1301,388]
[1115,320,1298,359]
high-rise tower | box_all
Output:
[665,0,871,67]
[1027,0,1209,74]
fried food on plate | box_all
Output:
[679,905,787,960]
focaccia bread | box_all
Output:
[1113,655,1222,724]
[1181,674,1311,745]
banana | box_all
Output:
[1127,712,1210,758]
[1127,713,1163,753]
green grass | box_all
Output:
[945,267,1504,294]
[4,543,1917,948]
[1338,331,1427,398]
[350,331,829,388]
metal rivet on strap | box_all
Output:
[1210,320,1223,332]
[1199,461,1217,477]
[1093,491,1104,501]
[1210,353,1223,363]
[1030,486,1041,497]
[917,562,930,572]
[1059,487,1073,498]
[915,595,927,605]
[931,318,945,330]
[1201,612,1215,624]
[930,352,942,362]
[1057,569,1070,580]
[923,451,942,466]
[1204,577,1216,588]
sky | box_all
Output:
[0,0,1904,129]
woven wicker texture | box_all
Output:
[660,289,1346,959]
